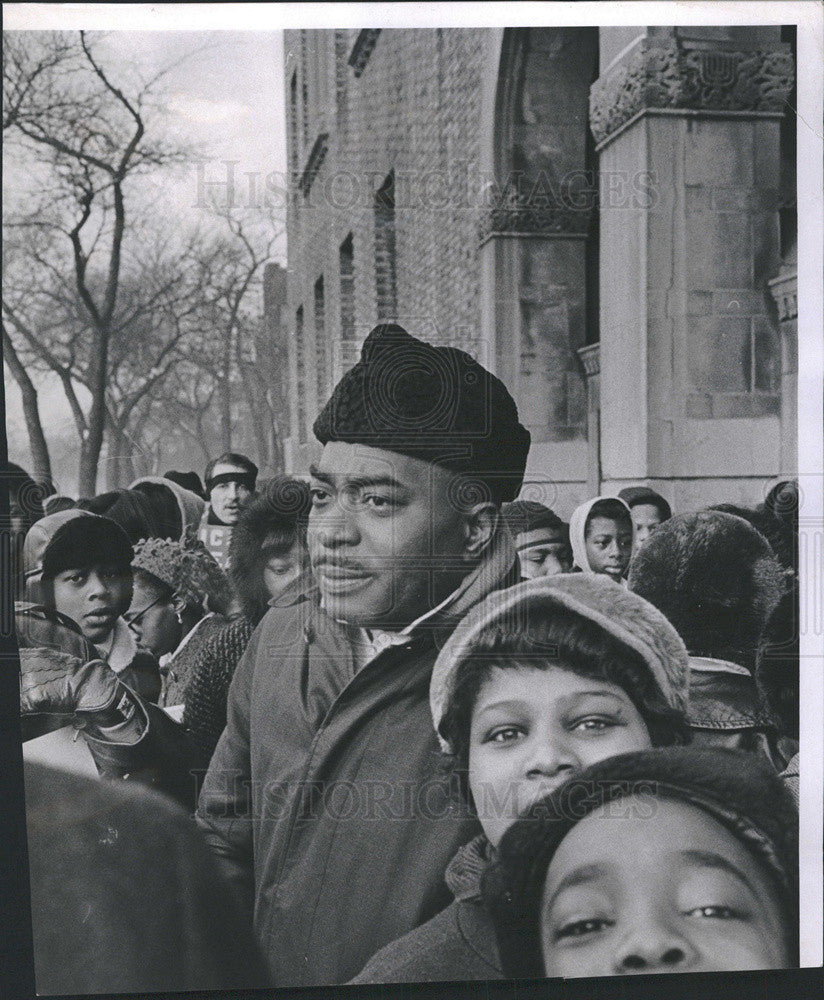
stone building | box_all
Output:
[283,25,796,516]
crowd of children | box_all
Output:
[7,324,802,992]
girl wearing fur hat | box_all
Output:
[484,747,797,978]
[350,574,691,983]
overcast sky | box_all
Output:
[3,28,286,485]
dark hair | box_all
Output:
[76,489,164,544]
[228,476,310,622]
[584,498,632,536]
[618,486,672,522]
[438,604,689,805]
[501,501,565,538]
[204,452,258,484]
[129,482,183,539]
[164,470,206,499]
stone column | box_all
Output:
[590,27,794,509]
[577,343,601,496]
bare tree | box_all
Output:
[3,30,189,494]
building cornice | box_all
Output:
[590,37,794,149]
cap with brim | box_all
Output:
[430,573,690,751]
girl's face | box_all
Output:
[467,665,651,847]
[540,796,791,976]
[51,564,131,643]
[125,578,181,658]
[262,538,307,601]
[584,517,633,580]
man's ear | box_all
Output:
[462,503,499,559]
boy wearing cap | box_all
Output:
[192,323,531,986]
[484,747,797,978]
[500,500,572,579]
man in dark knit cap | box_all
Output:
[196,323,530,986]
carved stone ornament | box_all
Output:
[589,37,794,147]
[478,182,594,242]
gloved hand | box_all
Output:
[20,647,123,717]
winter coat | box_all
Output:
[158,613,227,708]
[349,834,502,984]
[195,529,519,987]
[25,761,269,994]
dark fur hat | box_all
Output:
[628,511,784,674]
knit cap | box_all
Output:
[483,746,798,980]
[313,323,531,504]
[430,573,690,751]
[132,534,229,613]
[500,500,566,540]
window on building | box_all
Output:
[300,31,309,149]
[289,71,299,189]
[314,277,328,404]
[339,234,355,342]
[334,30,350,134]
[374,171,397,321]
[295,305,307,444]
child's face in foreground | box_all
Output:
[51,564,131,643]
[468,666,651,847]
[540,796,790,976]
[584,517,633,580]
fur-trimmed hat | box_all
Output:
[430,573,690,752]
[132,534,230,614]
[483,746,798,980]
[313,323,531,504]
[628,511,784,675]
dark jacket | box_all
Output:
[195,531,518,987]
[25,761,269,994]
[349,834,502,984]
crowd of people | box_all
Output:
[8,322,801,992]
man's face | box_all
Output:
[308,442,469,628]
[51,564,132,643]
[584,517,633,580]
[540,796,790,977]
[209,462,253,525]
[467,666,651,848]
[631,503,664,554]
[517,527,571,579]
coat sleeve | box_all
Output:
[194,619,261,922]
[84,699,210,812]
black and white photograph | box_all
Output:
[2,3,822,997]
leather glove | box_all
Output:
[19,647,123,717]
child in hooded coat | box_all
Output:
[568,496,633,583]
[21,510,160,703]
[349,573,690,983]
